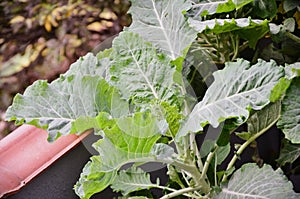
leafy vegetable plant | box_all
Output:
[6,0,300,198]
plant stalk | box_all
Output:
[222,118,279,182]
[160,186,202,199]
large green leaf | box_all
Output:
[277,139,300,166]
[75,112,175,198]
[277,77,300,144]
[215,163,299,198]
[5,54,128,141]
[111,167,159,196]
[109,32,180,106]
[74,156,116,199]
[177,59,284,139]
[127,0,196,59]
[92,112,173,171]
[189,18,270,48]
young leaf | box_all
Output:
[111,167,159,196]
[215,163,299,198]
[188,18,270,48]
[5,75,125,141]
[109,32,181,106]
[74,156,116,199]
[127,0,196,59]
[277,77,300,144]
[177,59,284,139]
[277,139,300,166]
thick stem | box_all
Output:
[172,160,210,193]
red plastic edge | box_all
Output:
[0,125,90,198]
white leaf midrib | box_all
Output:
[151,0,176,59]
[128,48,159,99]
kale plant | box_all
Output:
[6,0,300,198]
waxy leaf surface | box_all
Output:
[215,163,299,199]
[128,0,196,59]
[178,59,283,139]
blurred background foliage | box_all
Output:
[0,0,131,139]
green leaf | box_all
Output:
[200,140,215,158]
[127,0,197,59]
[91,112,173,171]
[6,53,129,141]
[283,0,300,12]
[74,156,116,199]
[109,32,181,106]
[160,102,183,137]
[189,18,270,48]
[215,143,230,165]
[5,75,125,141]
[177,59,284,139]
[215,163,299,198]
[63,53,108,78]
[111,167,159,196]
[232,0,253,9]
[200,140,230,164]
[277,139,300,166]
[190,0,236,17]
[116,197,149,199]
[285,62,300,80]
[252,0,277,18]
[277,77,300,144]
[270,78,291,102]
[247,101,281,136]
[284,18,296,32]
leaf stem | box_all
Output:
[222,118,279,182]
[201,144,218,180]
[160,186,203,199]
[156,185,199,198]
[172,159,210,193]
